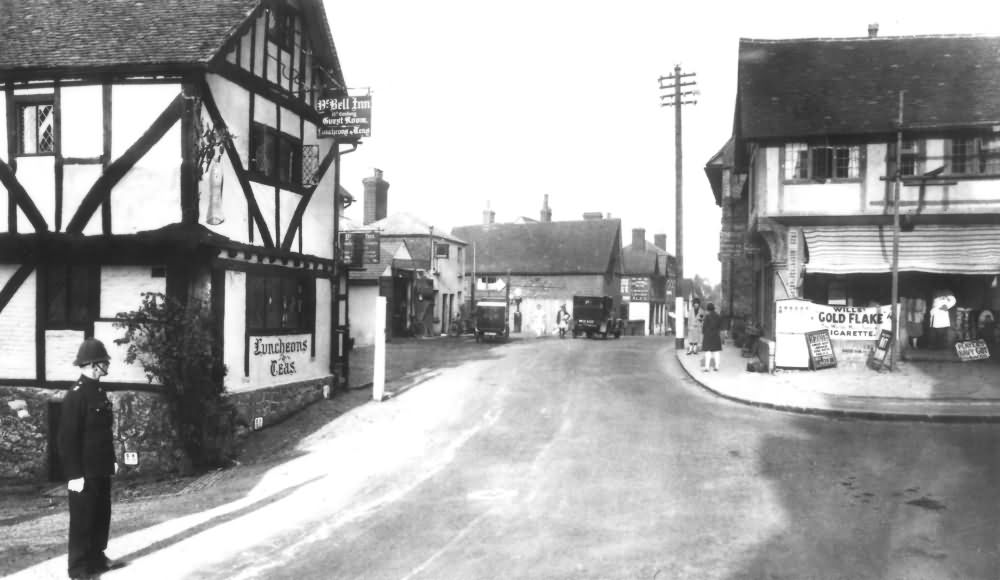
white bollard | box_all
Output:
[373,296,386,402]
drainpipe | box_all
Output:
[332,142,358,388]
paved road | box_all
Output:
[81,337,1000,579]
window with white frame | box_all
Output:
[887,139,923,177]
[948,135,1000,175]
[784,142,861,181]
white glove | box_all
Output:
[68,478,84,492]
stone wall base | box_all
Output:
[226,377,333,433]
[0,386,181,482]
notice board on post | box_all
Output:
[804,329,837,370]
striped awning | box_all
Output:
[803,225,1000,275]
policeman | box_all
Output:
[58,338,125,579]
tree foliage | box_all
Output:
[114,292,231,471]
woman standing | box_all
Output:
[686,298,704,355]
[701,303,723,371]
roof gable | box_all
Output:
[738,35,1000,140]
[0,0,343,84]
[451,219,622,275]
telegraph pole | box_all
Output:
[659,65,697,349]
[889,91,904,371]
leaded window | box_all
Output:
[17,99,55,155]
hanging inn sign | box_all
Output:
[316,93,372,140]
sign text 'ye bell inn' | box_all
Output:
[316,93,372,140]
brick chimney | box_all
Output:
[483,200,495,225]
[540,194,552,223]
[868,23,878,37]
[632,228,646,251]
[582,212,603,220]
[654,233,667,252]
[362,168,389,225]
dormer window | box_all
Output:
[784,142,861,182]
[16,95,55,155]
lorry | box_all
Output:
[572,295,623,339]
[472,278,510,342]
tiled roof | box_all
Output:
[357,212,466,244]
[451,219,622,275]
[622,242,665,276]
[0,0,343,85]
[738,35,1000,139]
[350,239,406,281]
[0,0,256,72]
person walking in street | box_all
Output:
[685,298,704,355]
[556,304,571,338]
[701,302,723,372]
[59,338,125,579]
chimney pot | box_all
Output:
[540,194,552,223]
[868,23,878,37]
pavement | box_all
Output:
[5,334,1000,579]
[675,341,1000,421]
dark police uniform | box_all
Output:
[59,374,116,579]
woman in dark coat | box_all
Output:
[700,302,723,371]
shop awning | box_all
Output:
[803,225,1000,275]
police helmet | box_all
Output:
[73,338,111,367]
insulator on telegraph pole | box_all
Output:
[659,64,697,350]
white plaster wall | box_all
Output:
[16,156,55,232]
[314,277,332,371]
[100,265,167,318]
[62,164,103,234]
[278,189,300,246]
[300,173,334,258]
[223,270,248,393]
[252,181,276,243]
[0,91,6,162]
[0,268,36,379]
[111,84,179,158]
[198,152,250,243]
[349,285,379,346]
[110,84,182,234]
[765,147,780,215]
[45,329,86,381]
[111,123,182,233]
[60,85,103,158]
[280,106,300,138]
[782,182,862,215]
[206,75,250,164]
[254,94,277,128]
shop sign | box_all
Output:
[249,334,311,379]
[629,277,649,302]
[341,231,380,266]
[805,329,837,369]
[814,305,892,340]
[316,94,372,140]
[955,339,990,362]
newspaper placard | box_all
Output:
[805,329,837,370]
[955,339,990,361]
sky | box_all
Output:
[324,0,1000,285]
